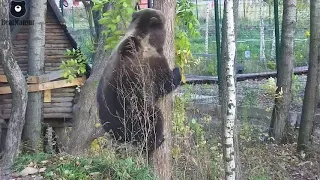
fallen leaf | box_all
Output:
[28,162,34,167]
[39,168,46,173]
[20,167,38,176]
[89,172,101,177]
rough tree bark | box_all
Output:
[269,0,296,143]
[220,0,237,179]
[151,0,176,179]
[297,0,320,152]
[66,35,108,155]
[66,3,115,156]
[81,0,96,43]
[0,0,28,171]
[22,0,47,152]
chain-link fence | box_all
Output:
[60,1,310,76]
[185,0,310,76]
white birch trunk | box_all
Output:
[205,4,210,54]
[260,1,266,64]
[271,27,276,60]
[222,0,236,179]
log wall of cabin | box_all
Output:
[0,4,76,121]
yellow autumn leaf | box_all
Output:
[91,139,101,152]
[95,123,101,128]
[181,74,186,83]
[304,30,310,38]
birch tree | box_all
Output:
[271,28,276,60]
[269,0,296,143]
[233,0,242,178]
[23,0,47,152]
[0,0,28,170]
[297,0,320,152]
[260,0,266,64]
[220,0,237,179]
[205,4,210,54]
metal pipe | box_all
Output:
[274,0,280,78]
[148,0,152,8]
[195,0,199,19]
[214,0,221,82]
[60,0,64,16]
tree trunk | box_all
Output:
[152,0,176,179]
[243,0,246,19]
[269,0,296,143]
[205,4,210,54]
[271,28,276,60]
[66,35,108,155]
[233,0,242,178]
[22,0,47,152]
[297,0,320,152]
[81,0,96,43]
[66,4,111,156]
[0,0,28,170]
[259,1,266,64]
[221,0,237,179]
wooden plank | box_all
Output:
[43,102,73,107]
[0,75,39,83]
[0,70,75,84]
[51,97,74,102]
[38,70,64,83]
[51,93,75,97]
[3,102,74,109]
[0,75,7,82]
[44,113,73,119]
[51,88,75,93]
[0,70,63,83]
[1,113,73,120]
[44,90,52,102]
[44,107,73,113]
[0,77,86,95]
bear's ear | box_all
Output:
[21,1,25,5]
[150,17,160,25]
[131,12,138,21]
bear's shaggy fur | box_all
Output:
[96,8,181,154]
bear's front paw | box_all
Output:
[173,67,182,86]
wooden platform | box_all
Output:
[0,0,81,121]
[185,66,308,84]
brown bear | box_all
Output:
[96,8,181,156]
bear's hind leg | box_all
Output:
[146,106,165,155]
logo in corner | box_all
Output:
[10,0,27,18]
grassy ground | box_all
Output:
[9,77,320,180]
[10,121,320,180]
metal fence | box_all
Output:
[60,1,310,76]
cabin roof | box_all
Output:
[48,0,77,48]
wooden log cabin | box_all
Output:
[0,0,86,147]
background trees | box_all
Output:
[297,0,320,153]
[2,0,320,179]
[269,0,297,143]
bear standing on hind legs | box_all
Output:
[96,8,182,156]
